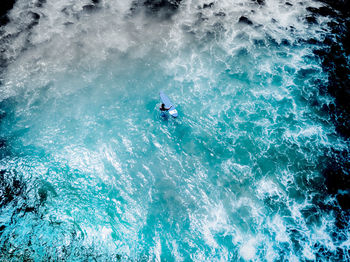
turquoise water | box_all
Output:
[0,0,349,261]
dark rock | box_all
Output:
[203,2,214,9]
[0,0,16,26]
[252,0,264,5]
[0,0,16,18]
[286,2,292,6]
[238,16,253,25]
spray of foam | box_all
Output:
[0,0,332,100]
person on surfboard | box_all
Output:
[160,103,170,111]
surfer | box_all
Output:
[159,91,178,117]
[160,103,170,111]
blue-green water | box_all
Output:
[0,0,349,261]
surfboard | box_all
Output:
[159,91,178,118]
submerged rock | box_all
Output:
[238,16,253,25]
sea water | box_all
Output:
[0,0,349,261]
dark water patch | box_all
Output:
[83,0,102,14]
[319,0,350,16]
[305,15,317,24]
[0,139,5,148]
[0,99,15,159]
[316,152,350,260]
[83,4,99,13]
[306,6,337,17]
[286,227,304,256]
[299,1,350,232]
[300,206,322,225]
[308,3,350,233]
[315,243,347,261]
[0,97,17,126]
[38,180,58,205]
[323,150,350,210]
[143,0,181,12]
[35,0,46,8]
[0,0,16,26]
[315,1,350,138]
[0,138,10,159]
[303,37,321,45]
[0,169,26,208]
[314,39,350,138]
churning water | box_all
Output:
[0,0,349,261]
